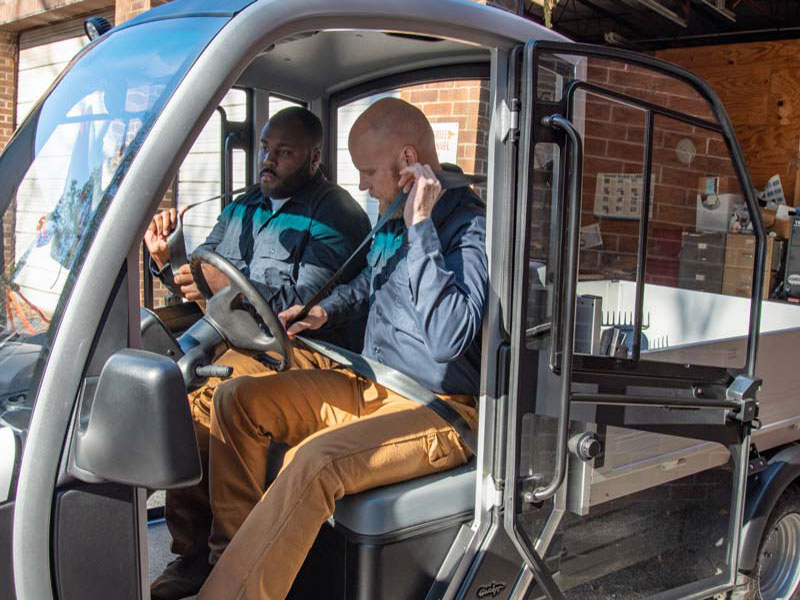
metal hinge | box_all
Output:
[726,374,761,424]
[501,98,520,143]
[747,443,768,476]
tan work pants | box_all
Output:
[166,346,334,557]
[198,368,477,600]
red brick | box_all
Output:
[585,156,625,175]
[584,136,607,157]
[654,184,689,206]
[656,203,697,227]
[611,104,647,126]
[607,140,645,163]
[586,119,627,141]
[438,88,471,102]
[407,89,439,103]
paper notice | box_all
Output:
[580,223,604,249]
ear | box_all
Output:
[399,145,419,168]
[310,147,321,171]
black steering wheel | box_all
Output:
[189,247,292,371]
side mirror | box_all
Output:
[73,349,201,489]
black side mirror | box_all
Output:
[73,349,201,489]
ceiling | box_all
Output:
[507,0,800,49]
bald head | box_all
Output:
[349,98,440,168]
[347,98,441,209]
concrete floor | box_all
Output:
[146,491,176,583]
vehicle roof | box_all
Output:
[116,0,255,30]
[118,0,570,54]
[117,0,572,104]
[237,30,490,101]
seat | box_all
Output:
[331,459,476,538]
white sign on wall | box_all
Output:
[432,122,459,164]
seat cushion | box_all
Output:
[331,460,476,538]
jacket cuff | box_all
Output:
[406,218,440,261]
[150,257,171,278]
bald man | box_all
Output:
[195,98,487,599]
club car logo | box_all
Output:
[477,581,506,598]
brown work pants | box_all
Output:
[165,346,334,557]
[198,368,477,600]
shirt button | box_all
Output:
[269,248,274,254]
[376,306,382,317]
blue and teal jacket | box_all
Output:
[319,186,487,395]
[154,171,371,350]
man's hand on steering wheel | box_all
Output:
[190,248,292,371]
[174,263,230,302]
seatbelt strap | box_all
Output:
[167,183,260,271]
[298,336,477,455]
[291,168,469,324]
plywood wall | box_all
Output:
[656,40,800,206]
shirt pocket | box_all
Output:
[254,228,308,284]
[385,260,423,341]
[214,235,249,274]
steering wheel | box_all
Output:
[189,247,292,371]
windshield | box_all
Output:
[0,16,226,503]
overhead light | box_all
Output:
[632,0,688,27]
[84,16,112,41]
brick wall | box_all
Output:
[570,57,741,285]
[400,80,490,199]
[1,30,17,283]
[115,0,168,25]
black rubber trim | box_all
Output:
[740,444,800,572]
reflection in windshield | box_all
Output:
[0,17,224,338]
[0,16,227,499]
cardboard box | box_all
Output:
[760,208,777,229]
[724,234,757,268]
[773,218,791,240]
[722,234,775,299]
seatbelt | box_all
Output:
[167,183,260,270]
[298,336,477,455]
[291,167,469,324]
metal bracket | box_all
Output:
[747,443,768,476]
[726,374,761,424]
[520,473,544,505]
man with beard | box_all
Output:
[145,106,371,600]
[194,98,486,599]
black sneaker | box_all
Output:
[150,554,212,600]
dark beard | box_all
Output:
[261,153,314,198]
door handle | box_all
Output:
[531,114,583,502]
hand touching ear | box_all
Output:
[398,164,442,227]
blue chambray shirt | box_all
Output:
[320,186,487,395]
[152,171,371,350]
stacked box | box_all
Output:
[722,234,775,299]
[678,232,726,293]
